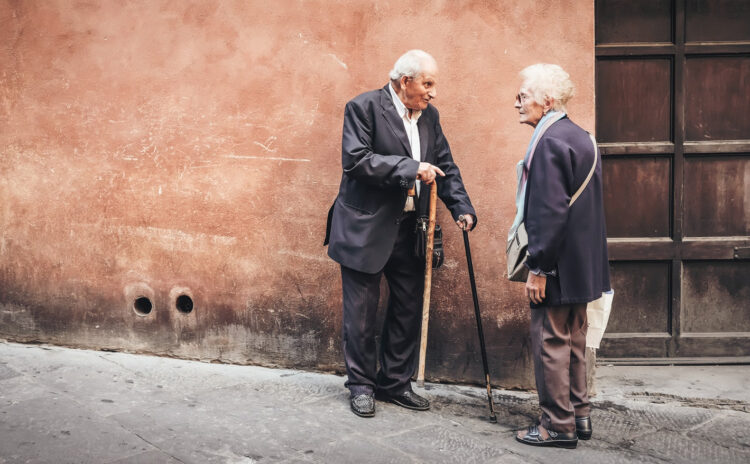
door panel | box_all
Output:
[686,0,750,42]
[676,337,750,357]
[682,261,750,333]
[683,156,750,236]
[596,59,673,143]
[599,336,670,358]
[596,0,672,44]
[685,56,750,141]
[603,157,672,237]
[605,262,671,334]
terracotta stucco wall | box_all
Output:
[0,0,594,388]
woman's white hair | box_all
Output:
[520,63,575,112]
[389,49,436,81]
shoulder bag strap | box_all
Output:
[569,133,598,207]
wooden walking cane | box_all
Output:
[416,181,438,388]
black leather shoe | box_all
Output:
[575,416,592,440]
[377,390,430,411]
[516,425,578,449]
[350,394,375,418]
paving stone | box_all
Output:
[17,363,178,418]
[0,363,20,381]
[383,424,507,463]
[586,408,659,446]
[599,399,717,431]
[505,442,667,464]
[0,396,152,464]
[631,427,750,464]
[109,411,289,464]
[106,450,183,464]
[287,435,414,464]
[0,374,57,407]
[686,411,750,451]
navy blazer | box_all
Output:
[524,117,611,306]
[325,84,475,273]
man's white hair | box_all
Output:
[389,49,436,81]
[520,63,575,112]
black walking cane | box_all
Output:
[459,215,497,423]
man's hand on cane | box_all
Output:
[417,162,444,184]
[457,214,474,231]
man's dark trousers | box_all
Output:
[341,212,423,396]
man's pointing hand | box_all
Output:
[416,162,445,185]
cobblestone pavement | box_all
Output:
[1,342,748,463]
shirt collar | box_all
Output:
[389,82,421,121]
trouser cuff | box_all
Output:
[349,385,374,397]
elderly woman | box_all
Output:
[510,64,611,449]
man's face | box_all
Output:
[401,62,438,111]
[515,85,545,127]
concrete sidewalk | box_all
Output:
[0,341,748,463]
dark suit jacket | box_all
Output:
[524,117,611,306]
[325,84,476,274]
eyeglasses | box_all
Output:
[515,93,533,104]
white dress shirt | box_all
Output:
[389,83,421,211]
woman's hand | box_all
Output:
[525,272,547,304]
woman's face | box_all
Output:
[514,86,545,128]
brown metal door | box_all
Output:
[595,0,750,360]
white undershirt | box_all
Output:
[389,83,421,211]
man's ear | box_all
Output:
[400,75,410,89]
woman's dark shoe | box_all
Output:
[376,390,430,411]
[516,425,578,449]
[350,393,375,418]
[575,416,592,440]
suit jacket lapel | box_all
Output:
[379,86,411,156]
[418,115,429,162]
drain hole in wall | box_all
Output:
[133,297,153,316]
[176,295,194,314]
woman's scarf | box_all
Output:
[507,110,566,241]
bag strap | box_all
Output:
[569,133,598,207]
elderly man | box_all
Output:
[324,49,476,417]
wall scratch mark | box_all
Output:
[73,223,238,249]
[253,136,277,153]
[327,53,348,70]
[224,155,311,163]
[277,249,328,262]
